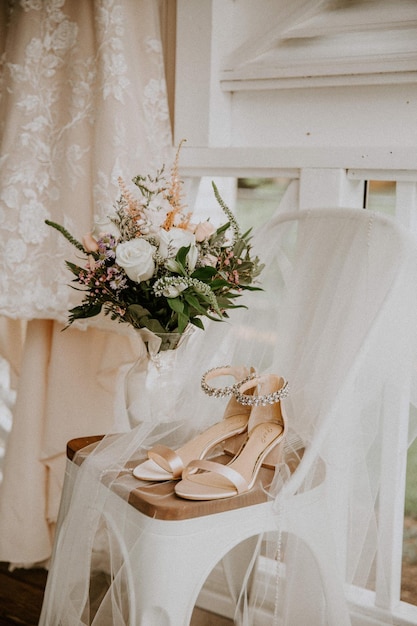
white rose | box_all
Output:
[158,227,195,259]
[116,239,156,282]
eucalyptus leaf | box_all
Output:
[126,304,152,322]
[233,239,245,258]
[142,318,167,333]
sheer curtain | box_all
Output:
[0,0,172,566]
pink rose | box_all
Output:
[193,221,216,242]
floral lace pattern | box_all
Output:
[0,0,171,321]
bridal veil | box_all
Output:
[40,207,417,624]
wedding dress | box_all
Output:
[40,207,417,625]
[0,0,171,565]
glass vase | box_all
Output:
[124,326,194,429]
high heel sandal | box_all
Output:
[133,365,256,481]
[174,374,288,500]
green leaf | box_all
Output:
[191,266,217,280]
[125,304,171,330]
[218,301,247,311]
[68,303,102,321]
[184,293,200,308]
[239,284,263,291]
[190,317,205,330]
[213,222,230,236]
[218,291,240,300]
[205,310,225,322]
[178,311,190,334]
[142,318,167,333]
[126,304,152,321]
[235,261,253,272]
[176,245,190,269]
[241,228,253,240]
[209,278,231,290]
[65,261,85,277]
[184,294,208,315]
[233,239,245,258]
[167,298,184,313]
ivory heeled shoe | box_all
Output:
[132,365,256,481]
[174,374,288,500]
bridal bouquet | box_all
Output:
[46,146,263,335]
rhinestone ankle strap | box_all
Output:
[235,377,289,406]
[201,366,256,398]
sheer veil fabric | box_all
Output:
[0,0,172,565]
[40,208,417,625]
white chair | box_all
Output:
[47,436,343,626]
[40,208,417,625]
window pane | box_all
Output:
[236,178,292,231]
[366,180,396,215]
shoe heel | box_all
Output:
[262,440,284,469]
[175,374,289,501]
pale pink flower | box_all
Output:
[82,233,99,253]
[193,221,216,242]
[200,254,218,268]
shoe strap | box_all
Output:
[148,444,184,479]
[201,365,256,398]
[183,459,249,495]
[235,375,289,407]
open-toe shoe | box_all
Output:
[174,374,288,500]
[133,365,256,481]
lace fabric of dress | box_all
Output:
[0,0,171,321]
[0,0,172,566]
[40,207,417,625]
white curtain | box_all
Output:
[0,0,172,566]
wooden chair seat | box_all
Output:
[67,436,280,521]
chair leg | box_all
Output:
[104,498,278,626]
[283,489,351,626]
